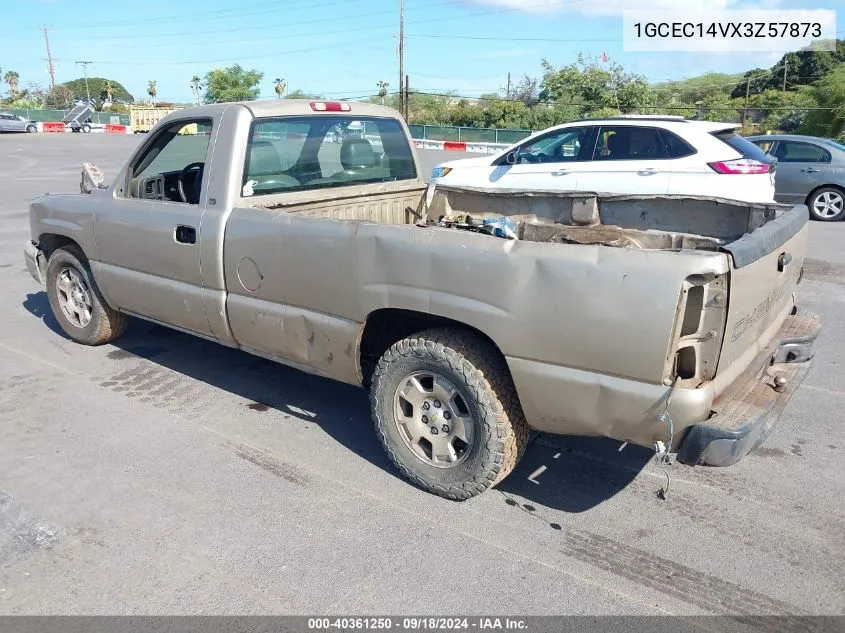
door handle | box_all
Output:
[778,252,792,272]
[175,225,197,244]
[801,168,820,173]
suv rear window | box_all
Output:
[658,129,696,158]
[711,130,771,161]
[243,115,417,196]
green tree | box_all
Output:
[44,84,74,109]
[748,88,817,133]
[377,80,389,105]
[4,70,20,101]
[802,66,845,140]
[731,40,845,97]
[284,89,323,100]
[147,80,157,104]
[60,78,133,109]
[539,54,650,117]
[190,76,203,105]
[203,65,262,103]
[730,68,771,99]
[652,72,740,106]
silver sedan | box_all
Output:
[748,134,845,222]
[0,112,38,133]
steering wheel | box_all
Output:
[521,152,549,164]
[177,162,205,203]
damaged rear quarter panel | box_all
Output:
[223,201,729,443]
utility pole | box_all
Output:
[42,26,56,89]
[506,72,511,99]
[399,0,405,118]
[405,74,410,121]
[743,76,751,131]
[782,60,788,92]
[76,61,93,104]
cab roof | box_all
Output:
[161,99,402,121]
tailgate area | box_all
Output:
[678,308,820,466]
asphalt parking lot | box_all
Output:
[0,133,843,617]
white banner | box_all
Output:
[623,10,837,52]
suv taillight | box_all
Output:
[708,159,771,174]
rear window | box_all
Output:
[711,130,771,161]
[824,139,845,152]
[658,129,696,158]
[243,115,416,197]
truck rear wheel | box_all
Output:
[370,328,529,500]
[45,245,128,345]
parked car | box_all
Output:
[23,100,818,500]
[430,116,777,203]
[746,134,845,222]
[0,112,37,133]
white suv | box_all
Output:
[430,116,777,204]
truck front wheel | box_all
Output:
[45,245,128,345]
[370,328,529,500]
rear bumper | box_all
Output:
[24,240,46,286]
[677,308,820,467]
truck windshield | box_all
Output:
[243,115,417,196]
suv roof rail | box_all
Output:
[608,114,688,122]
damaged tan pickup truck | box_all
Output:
[24,101,820,500]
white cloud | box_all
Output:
[469,0,781,17]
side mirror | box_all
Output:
[506,151,519,165]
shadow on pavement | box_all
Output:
[497,435,653,513]
[23,292,69,340]
[24,291,652,512]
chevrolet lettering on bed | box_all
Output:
[23,100,820,500]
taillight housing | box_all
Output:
[664,273,729,386]
[708,158,771,174]
[310,101,351,112]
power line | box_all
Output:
[7,0,587,44]
[43,0,364,31]
[410,33,615,42]
[52,36,391,66]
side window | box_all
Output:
[751,139,776,155]
[243,115,417,196]
[774,141,829,163]
[517,127,591,163]
[128,119,213,204]
[659,129,697,158]
[594,126,667,161]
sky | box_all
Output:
[1,0,842,104]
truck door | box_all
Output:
[93,117,216,336]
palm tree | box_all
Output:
[190,76,202,105]
[377,80,389,105]
[147,80,157,106]
[104,80,114,101]
[4,70,20,101]
[274,78,286,99]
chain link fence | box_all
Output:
[7,110,532,139]
[7,108,131,126]
[408,124,532,144]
